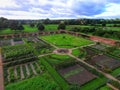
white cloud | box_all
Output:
[94,3,120,18]
[0,0,120,19]
[0,0,20,8]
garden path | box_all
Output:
[14,66,18,79]
[30,63,37,75]
[35,62,42,73]
[20,65,25,80]
[25,64,30,76]
[0,48,4,90]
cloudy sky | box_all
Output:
[0,0,120,19]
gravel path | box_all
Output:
[30,63,37,75]
[7,69,10,82]
[35,62,42,73]
[11,39,14,46]
[25,64,30,76]
[14,66,18,79]
[0,49,4,90]
[20,65,25,80]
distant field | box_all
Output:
[40,34,93,48]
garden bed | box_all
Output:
[90,55,120,70]
[58,64,96,85]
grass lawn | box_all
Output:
[5,72,60,90]
[103,27,120,31]
[23,25,38,32]
[111,67,120,77]
[40,34,93,48]
[44,54,74,65]
[72,48,86,58]
[99,85,112,90]
[110,49,120,57]
[45,24,58,31]
[66,25,92,30]
[80,77,107,90]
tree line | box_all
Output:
[71,27,120,39]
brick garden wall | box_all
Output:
[90,36,116,45]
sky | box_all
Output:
[0,0,120,19]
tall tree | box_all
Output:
[58,21,66,30]
[37,23,45,31]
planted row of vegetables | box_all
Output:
[3,61,44,85]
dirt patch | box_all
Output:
[53,48,72,55]
[90,36,116,45]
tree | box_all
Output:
[102,22,106,27]
[29,23,35,27]
[9,20,19,30]
[38,24,45,31]
[0,17,9,30]
[58,21,66,30]
[17,25,24,31]
[44,18,50,24]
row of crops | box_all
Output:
[26,37,54,54]
[4,60,44,85]
[1,44,38,68]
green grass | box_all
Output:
[5,72,60,90]
[110,49,120,57]
[80,77,107,90]
[100,85,112,90]
[111,67,120,77]
[43,54,74,66]
[103,27,120,31]
[40,34,93,48]
[39,57,70,90]
[23,25,38,32]
[0,24,94,35]
[72,48,86,58]
[45,24,58,31]
[66,25,92,30]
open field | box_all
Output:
[40,34,93,48]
